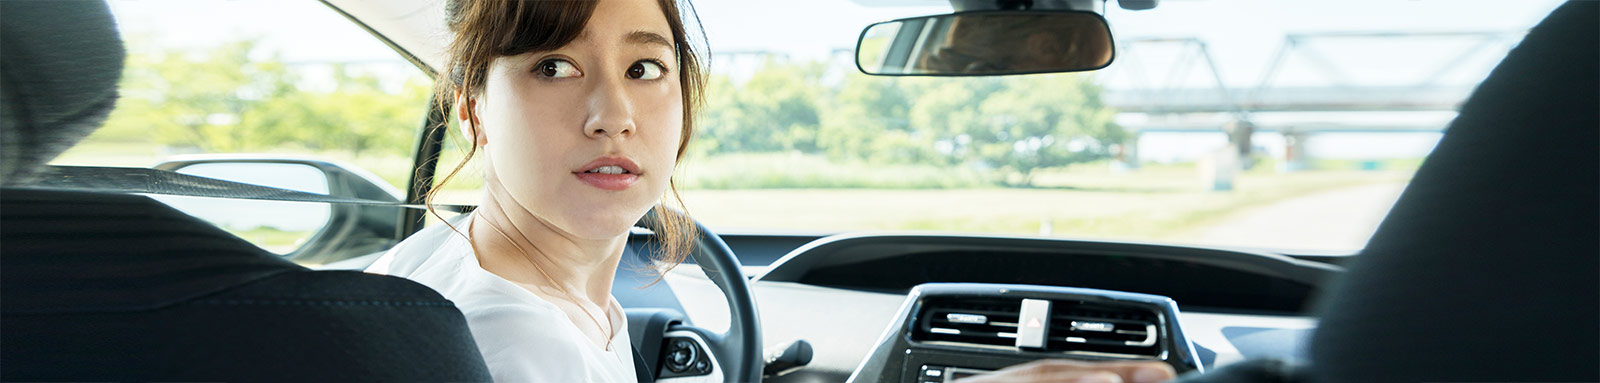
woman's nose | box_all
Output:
[584,79,636,138]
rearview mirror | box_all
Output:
[855,11,1114,76]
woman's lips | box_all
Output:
[574,157,641,191]
[573,172,639,191]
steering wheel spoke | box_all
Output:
[638,209,763,383]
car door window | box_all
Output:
[52,0,430,265]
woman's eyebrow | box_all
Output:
[625,30,674,51]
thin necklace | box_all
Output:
[471,215,615,352]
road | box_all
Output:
[1181,183,1409,251]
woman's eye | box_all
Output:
[627,60,665,80]
[536,59,580,78]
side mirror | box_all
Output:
[150,156,406,266]
[856,10,1114,76]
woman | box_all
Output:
[368,0,1176,381]
[366,0,703,381]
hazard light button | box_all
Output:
[1015,298,1051,348]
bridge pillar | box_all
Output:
[1197,120,1255,191]
[1199,143,1240,191]
[1280,128,1312,172]
[1111,131,1140,172]
[1225,119,1256,170]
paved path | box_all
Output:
[1183,183,1409,251]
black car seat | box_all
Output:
[0,1,493,381]
[1304,1,1597,381]
[1180,2,1598,382]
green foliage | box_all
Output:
[697,59,1123,187]
[973,74,1122,186]
[100,39,426,157]
[680,153,994,189]
[818,75,935,164]
[697,59,827,153]
[264,64,430,156]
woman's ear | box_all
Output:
[455,93,488,147]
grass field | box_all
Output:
[676,168,1410,244]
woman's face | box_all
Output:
[470,0,683,240]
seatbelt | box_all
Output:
[633,344,657,383]
[25,165,472,213]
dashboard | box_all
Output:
[756,233,1338,313]
[617,232,1341,383]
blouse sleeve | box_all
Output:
[462,304,592,383]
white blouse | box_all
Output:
[366,214,637,383]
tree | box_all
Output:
[905,74,1121,186]
[818,74,927,164]
[975,74,1120,186]
[696,59,826,154]
[693,74,744,154]
[263,65,428,156]
[106,40,296,152]
[682,56,1127,187]
[905,78,1004,166]
[102,38,426,157]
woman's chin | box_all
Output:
[555,208,651,241]
[540,183,665,240]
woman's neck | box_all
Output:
[468,187,625,307]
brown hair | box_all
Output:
[425,0,705,275]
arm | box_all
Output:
[953,359,1175,383]
[955,358,1306,383]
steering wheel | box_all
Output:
[638,208,763,383]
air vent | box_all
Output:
[911,298,1022,348]
[1046,304,1162,356]
[911,297,1163,357]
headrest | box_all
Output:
[1307,2,1598,381]
[0,0,125,185]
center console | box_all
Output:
[845,283,1204,383]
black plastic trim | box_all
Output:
[756,233,1340,314]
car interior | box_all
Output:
[1,0,1595,382]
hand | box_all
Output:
[953,359,1177,383]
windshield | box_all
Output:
[56,0,1563,256]
[679,0,1562,252]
